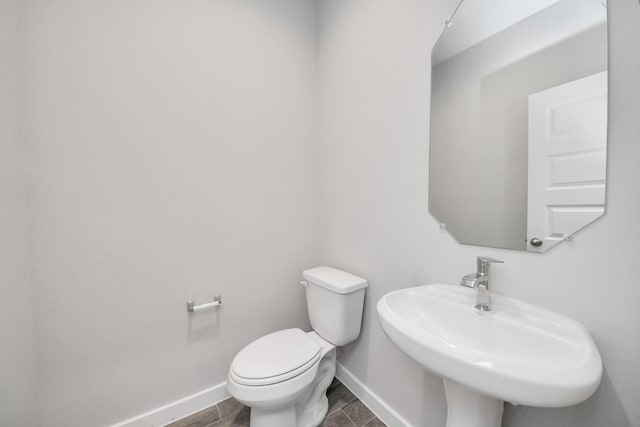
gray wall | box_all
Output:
[4,1,639,426]
[430,21,607,251]
[21,0,317,425]
[318,0,640,426]
[0,0,41,425]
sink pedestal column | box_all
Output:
[444,380,503,427]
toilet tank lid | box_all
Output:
[303,266,368,294]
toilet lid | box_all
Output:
[230,328,321,386]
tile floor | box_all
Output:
[166,378,386,427]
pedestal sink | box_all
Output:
[376,284,602,427]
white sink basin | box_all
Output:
[377,284,602,426]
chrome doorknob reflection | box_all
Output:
[530,238,543,247]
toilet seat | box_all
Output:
[230,328,321,386]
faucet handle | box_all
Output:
[477,256,504,274]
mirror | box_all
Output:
[429,0,608,253]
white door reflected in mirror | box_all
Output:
[527,71,607,252]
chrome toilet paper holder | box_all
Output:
[186,294,222,313]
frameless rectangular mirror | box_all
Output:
[429,0,608,253]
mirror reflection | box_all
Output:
[429,0,608,252]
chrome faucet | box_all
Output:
[460,256,504,311]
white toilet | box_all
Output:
[227,266,368,427]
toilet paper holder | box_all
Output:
[187,294,222,313]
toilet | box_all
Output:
[227,266,368,427]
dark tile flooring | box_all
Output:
[166,378,386,427]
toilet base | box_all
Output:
[297,395,328,427]
[246,347,336,427]
[250,406,297,427]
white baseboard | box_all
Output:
[109,382,230,427]
[109,364,407,427]
[336,362,413,427]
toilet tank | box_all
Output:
[302,266,368,346]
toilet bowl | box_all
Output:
[227,329,336,427]
[227,266,367,427]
